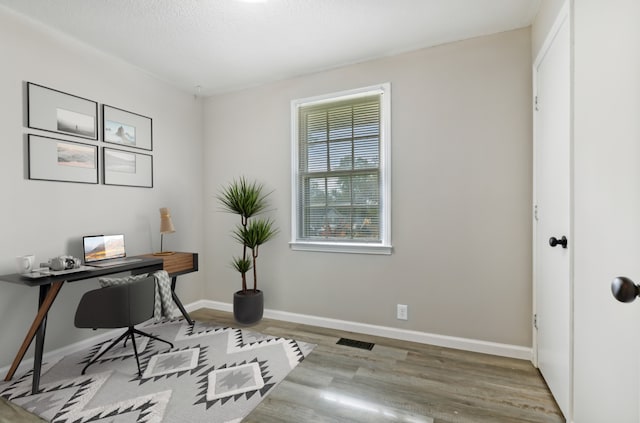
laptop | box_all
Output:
[82,234,141,267]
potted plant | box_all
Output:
[217,177,279,324]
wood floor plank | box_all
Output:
[192,309,564,423]
[0,308,564,422]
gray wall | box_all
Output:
[0,6,205,369]
[203,28,533,347]
[0,5,534,372]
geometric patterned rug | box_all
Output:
[0,318,315,422]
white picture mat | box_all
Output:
[103,147,153,187]
[28,135,98,184]
[103,105,152,150]
[28,83,98,140]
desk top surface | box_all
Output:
[0,257,164,287]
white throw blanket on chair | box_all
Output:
[152,270,175,320]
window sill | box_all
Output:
[289,241,392,255]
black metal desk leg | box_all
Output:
[171,276,194,325]
[32,285,50,394]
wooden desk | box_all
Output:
[0,257,163,394]
[138,252,198,325]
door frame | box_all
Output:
[532,0,573,419]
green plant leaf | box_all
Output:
[233,218,279,251]
[231,256,252,273]
[217,176,279,294]
[231,256,252,293]
[217,176,272,219]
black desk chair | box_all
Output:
[74,275,173,377]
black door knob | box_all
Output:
[611,276,640,303]
[549,236,568,248]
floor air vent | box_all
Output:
[336,337,375,350]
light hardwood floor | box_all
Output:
[192,309,563,423]
[0,308,564,423]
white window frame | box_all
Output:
[290,83,392,255]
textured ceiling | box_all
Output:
[0,0,540,96]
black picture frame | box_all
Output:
[28,134,99,184]
[102,147,153,188]
[102,105,153,151]
[27,82,98,140]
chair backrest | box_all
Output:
[75,276,155,329]
[127,276,155,323]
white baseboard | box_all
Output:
[0,327,123,380]
[186,300,532,361]
[2,301,531,378]
[0,313,185,379]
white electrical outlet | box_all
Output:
[397,304,408,320]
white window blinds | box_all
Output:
[291,84,391,254]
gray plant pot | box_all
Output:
[233,290,264,325]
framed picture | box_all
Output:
[28,134,98,184]
[103,147,153,188]
[27,82,98,140]
[102,105,152,150]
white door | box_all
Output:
[533,8,571,420]
[571,1,640,421]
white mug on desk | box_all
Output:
[15,255,35,274]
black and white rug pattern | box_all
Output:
[0,319,315,422]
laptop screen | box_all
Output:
[83,234,126,264]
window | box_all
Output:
[290,83,391,254]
